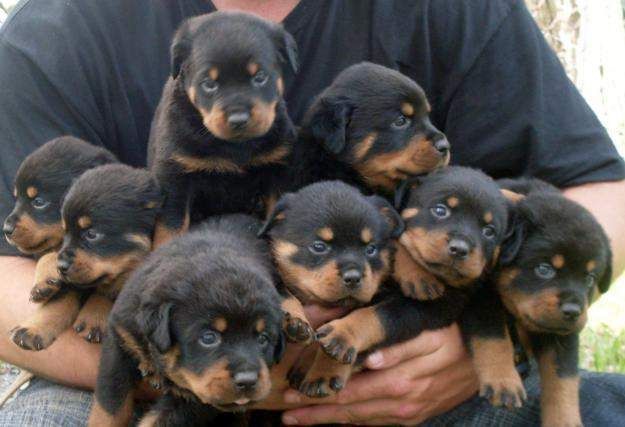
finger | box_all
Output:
[303,304,350,328]
[282,398,402,425]
[283,366,413,406]
[365,324,459,369]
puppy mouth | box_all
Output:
[62,272,108,288]
[289,285,363,308]
[523,316,581,335]
[11,237,52,254]
[213,398,257,412]
[402,242,468,280]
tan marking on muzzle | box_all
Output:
[172,153,243,174]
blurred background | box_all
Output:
[0,0,624,375]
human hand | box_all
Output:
[280,323,478,425]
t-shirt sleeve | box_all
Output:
[0,3,108,256]
[444,0,625,188]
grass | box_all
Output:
[580,274,625,372]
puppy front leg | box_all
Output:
[532,332,582,427]
[153,173,190,248]
[11,290,81,351]
[30,251,63,303]
[393,241,446,300]
[73,293,113,343]
[280,290,314,344]
[89,334,140,427]
[138,394,220,426]
[460,286,526,409]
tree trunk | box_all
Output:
[525,0,625,152]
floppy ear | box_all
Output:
[273,330,287,365]
[171,21,193,79]
[258,193,293,237]
[598,245,613,294]
[368,195,405,239]
[273,25,298,74]
[499,208,526,266]
[394,177,421,211]
[309,97,353,155]
[136,302,173,353]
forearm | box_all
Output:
[563,179,625,279]
[0,256,100,390]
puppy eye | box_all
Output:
[200,79,218,93]
[534,263,556,280]
[252,70,269,87]
[309,241,330,255]
[585,273,596,289]
[430,204,450,219]
[31,197,50,210]
[365,244,378,257]
[482,225,496,239]
[391,114,411,130]
[257,332,270,347]
[199,330,221,348]
[82,229,102,243]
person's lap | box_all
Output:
[1,368,624,426]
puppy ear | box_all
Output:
[273,25,298,74]
[394,177,421,211]
[309,97,353,155]
[258,193,293,237]
[368,195,405,239]
[273,330,287,365]
[499,209,526,266]
[171,21,193,79]
[598,245,613,294]
[136,302,173,353]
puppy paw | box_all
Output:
[29,279,62,303]
[283,311,314,345]
[10,325,55,351]
[316,323,358,365]
[479,371,527,409]
[288,352,349,398]
[73,295,112,344]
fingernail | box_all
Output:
[367,351,383,368]
[284,390,301,404]
[282,415,298,425]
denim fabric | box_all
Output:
[1,369,625,426]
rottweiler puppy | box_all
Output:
[11,164,161,350]
[290,62,450,195]
[2,136,117,303]
[88,215,285,426]
[259,180,405,397]
[148,11,298,247]
[462,178,612,427]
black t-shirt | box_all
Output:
[1,0,623,256]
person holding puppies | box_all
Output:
[0,1,624,426]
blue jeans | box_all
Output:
[1,369,625,426]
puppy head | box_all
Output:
[3,136,116,254]
[395,167,509,288]
[303,62,450,192]
[496,192,612,335]
[259,181,403,307]
[57,164,161,287]
[135,251,284,410]
[171,11,297,141]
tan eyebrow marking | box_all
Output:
[13,188,17,197]
[213,317,227,332]
[483,212,493,224]
[209,67,219,80]
[255,318,266,333]
[247,62,259,76]
[586,260,597,272]
[447,197,459,208]
[26,186,37,198]
[552,254,565,269]
[401,102,415,117]
[77,216,92,229]
[317,227,334,241]
[401,208,419,220]
[361,228,373,244]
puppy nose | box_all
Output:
[448,238,470,260]
[3,217,16,236]
[342,269,362,290]
[433,137,450,156]
[227,112,250,130]
[233,371,258,391]
[560,302,582,321]
[57,252,73,274]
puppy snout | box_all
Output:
[3,215,16,237]
[560,302,582,321]
[233,371,258,392]
[432,136,450,156]
[448,238,470,260]
[227,111,251,130]
[57,251,74,274]
[341,269,363,290]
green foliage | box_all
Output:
[581,323,625,373]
